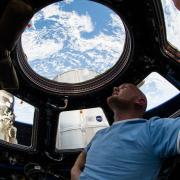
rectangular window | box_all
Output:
[139,72,179,110]
[0,90,35,146]
[161,0,180,51]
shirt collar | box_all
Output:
[112,118,146,125]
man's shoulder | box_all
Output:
[148,116,162,121]
[95,126,110,135]
[147,116,180,127]
[148,116,180,121]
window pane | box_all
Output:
[139,72,179,111]
[161,0,180,51]
[22,0,125,82]
[14,97,34,125]
[56,107,109,150]
[0,90,34,146]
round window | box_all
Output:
[21,0,126,83]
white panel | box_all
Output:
[56,107,109,150]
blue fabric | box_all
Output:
[80,117,180,180]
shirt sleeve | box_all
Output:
[83,129,103,153]
[148,117,180,159]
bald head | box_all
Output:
[107,83,147,118]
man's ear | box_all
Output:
[135,97,146,107]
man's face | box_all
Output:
[107,83,144,111]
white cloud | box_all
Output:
[110,13,124,30]
[22,30,64,61]
[69,11,94,33]
[41,3,61,19]
[22,6,96,61]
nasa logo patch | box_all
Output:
[96,116,103,122]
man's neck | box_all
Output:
[113,110,143,122]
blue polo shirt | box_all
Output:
[80,117,180,180]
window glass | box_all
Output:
[14,97,34,125]
[139,72,179,111]
[0,90,34,146]
[56,107,109,150]
[21,0,125,82]
[161,0,180,51]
